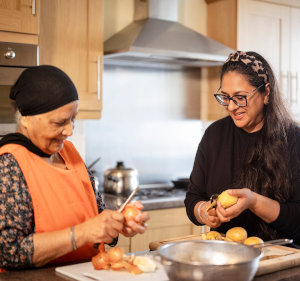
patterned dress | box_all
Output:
[0,153,108,270]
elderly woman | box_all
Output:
[0,65,149,271]
[185,51,300,246]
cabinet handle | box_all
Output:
[32,0,36,15]
[97,55,101,101]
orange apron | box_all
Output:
[0,140,104,270]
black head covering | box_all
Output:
[0,65,78,157]
[10,65,78,116]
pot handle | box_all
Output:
[251,238,293,249]
[107,176,119,182]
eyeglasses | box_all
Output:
[214,84,264,107]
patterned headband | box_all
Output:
[225,51,269,84]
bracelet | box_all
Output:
[198,201,206,223]
[70,226,77,251]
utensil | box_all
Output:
[117,186,140,213]
[249,238,292,249]
[157,239,293,281]
[206,193,220,211]
[103,162,138,195]
[93,187,140,250]
[87,157,101,170]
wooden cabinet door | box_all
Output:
[0,0,39,34]
[39,0,102,119]
[237,0,290,95]
[130,208,194,253]
[290,7,300,119]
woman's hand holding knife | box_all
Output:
[94,187,150,250]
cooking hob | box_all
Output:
[102,184,187,210]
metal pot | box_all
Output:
[172,178,190,189]
[158,240,262,281]
[103,161,139,195]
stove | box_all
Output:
[102,184,187,210]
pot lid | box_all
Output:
[104,161,138,177]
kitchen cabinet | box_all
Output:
[0,0,39,45]
[204,0,300,121]
[0,0,39,34]
[39,0,103,119]
[237,0,300,119]
[107,207,208,253]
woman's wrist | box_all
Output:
[73,223,87,249]
[248,191,259,211]
[196,201,206,224]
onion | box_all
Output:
[92,251,109,270]
[107,247,124,264]
[121,204,142,227]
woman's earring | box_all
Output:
[265,100,269,105]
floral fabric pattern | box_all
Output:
[0,153,106,270]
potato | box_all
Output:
[218,190,238,209]
[244,237,264,246]
[226,227,248,243]
[207,190,238,211]
[206,231,223,240]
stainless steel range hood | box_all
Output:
[104,0,235,69]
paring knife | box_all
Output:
[117,186,140,213]
[93,186,140,250]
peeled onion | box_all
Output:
[133,256,156,273]
[121,204,142,227]
[107,247,124,264]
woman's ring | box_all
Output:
[204,213,208,220]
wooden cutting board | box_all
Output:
[149,233,300,277]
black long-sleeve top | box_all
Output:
[184,116,300,245]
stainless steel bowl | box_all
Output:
[158,240,263,281]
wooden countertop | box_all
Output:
[2,254,300,281]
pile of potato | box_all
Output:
[202,227,263,245]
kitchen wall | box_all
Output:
[85,65,208,184]
[83,0,212,185]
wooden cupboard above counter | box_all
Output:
[38,0,103,119]
[204,0,300,121]
[1,0,103,119]
[0,0,40,45]
[0,0,39,34]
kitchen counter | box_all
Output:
[2,252,300,281]
[102,192,186,211]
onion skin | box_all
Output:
[92,251,109,270]
[121,204,142,227]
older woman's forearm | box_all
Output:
[249,192,280,223]
[32,225,86,267]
